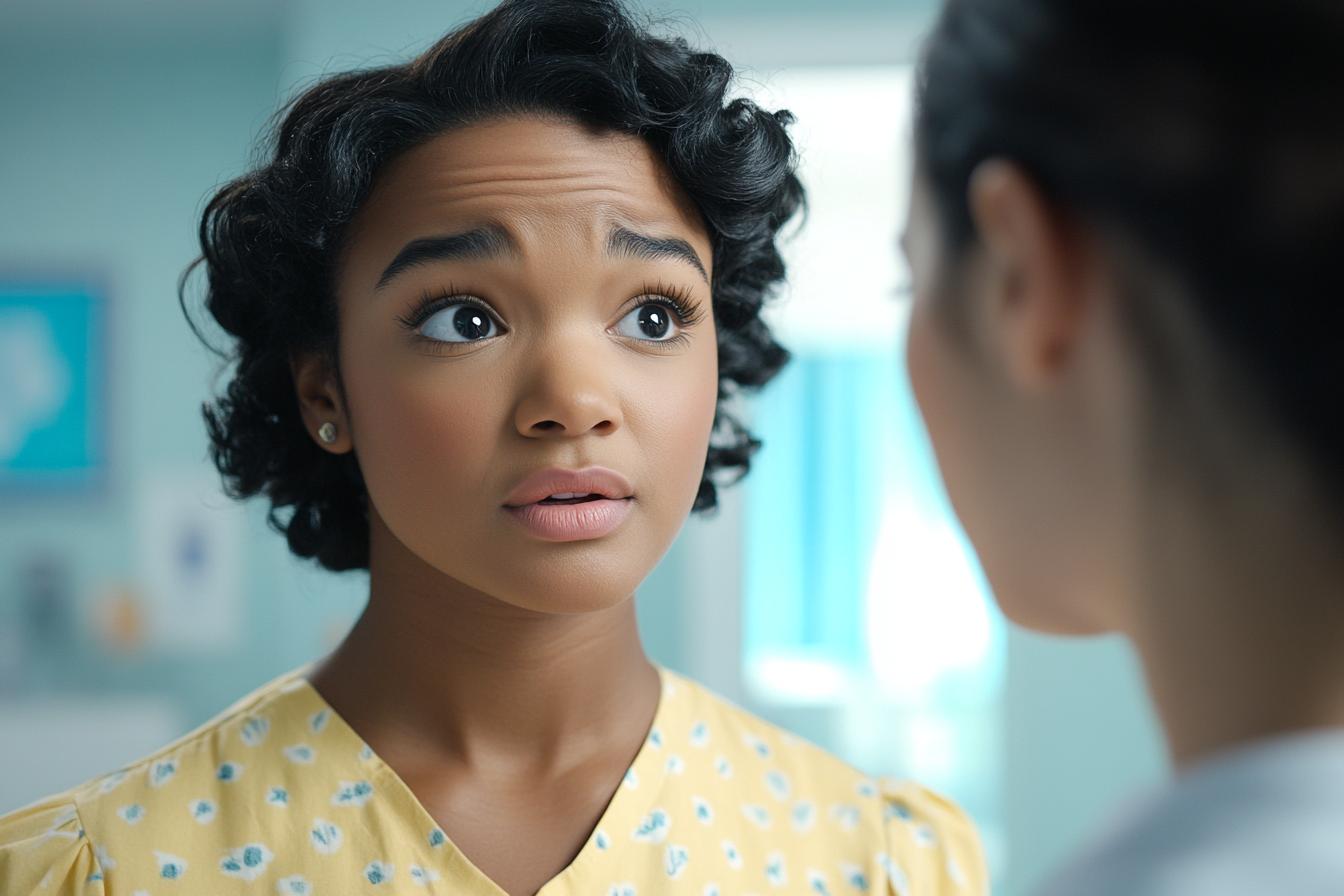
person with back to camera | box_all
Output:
[903,0,1344,893]
[0,2,989,894]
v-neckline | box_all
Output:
[298,667,671,896]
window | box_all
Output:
[742,67,1006,872]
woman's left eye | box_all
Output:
[614,303,680,341]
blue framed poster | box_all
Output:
[0,280,107,494]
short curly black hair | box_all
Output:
[188,0,802,571]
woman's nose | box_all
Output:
[513,346,624,439]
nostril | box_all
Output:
[532,420,562,432]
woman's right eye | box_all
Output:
[419,303,499,343]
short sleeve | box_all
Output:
[879,778,989,896]
[0,796,105,895]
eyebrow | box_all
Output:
[607,227,709,283]
[375,227,515,290]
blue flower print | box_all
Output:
[765,770,792,801]
[665,844,689,880]
[741,804,772,829]
[116,804,146,825]
[364,860,395,884]
[807,868,832,895]
[358,743,374,762]
[310,818,343,855]
[266,787,289,807]
[276,873,314,894]
[742,732,772,760]
[631,809,670,845]
[648,728,664,749]
[877,853,909,896]
[704,884,721,896]
[792,800,817,833]
[765,851,788,887]
[155,850,188,879]
[623,768,639,790]
[282,743,316,765]
[884,802,913,822]
[428,828,446,848]
[714,756,733,780]
[85,873,102,883]
[721,840,742,870]
[594,830,611,850]
[856,780,878,800]
[666,754,686,775]
[97,771,128,794]
[216,762,245,782]
[149,760,177,788]
[219,843,274,881]
[188,798,217,824]
[692,796,714,824]
[331,780,374,808]
[240,716,271,746]
[689,721,710,749]
[606,884,637,896]
[410,864,441,886]
[912,823,937,847]
[839,862,869,891]
[829,803,861,831]
[309,710,330,734]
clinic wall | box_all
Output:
[0,34,372,734]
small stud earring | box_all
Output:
[318,422,337,444]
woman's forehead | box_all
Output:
[341,117,710,284]
[367,119,700,232]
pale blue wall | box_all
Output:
[0,33,369,726]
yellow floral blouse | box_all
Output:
[0,668,986,896]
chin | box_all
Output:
[994,583,1115,637]
[427,536,657,617]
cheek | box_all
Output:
[339,333,507,523]
[907,293,990,550]
[622,339,720,513]
[907,295,960,480]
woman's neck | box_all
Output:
[308,512,660,773]
[1132,452,1344,769]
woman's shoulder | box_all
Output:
[660,670,988,896]
[0,667,332,893]
[0,793,101,894]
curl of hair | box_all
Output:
[189,0,801,571]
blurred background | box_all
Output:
[0,1,1167,892]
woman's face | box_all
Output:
[903,167,1131,636]
[329,117,719,614]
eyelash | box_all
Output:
[394,285,494,333]
[634,281,705,329]
[394,282,706,341]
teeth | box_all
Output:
[549,492,583,500]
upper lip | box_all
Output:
[503,466,634,507]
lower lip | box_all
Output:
[503,498,632,542]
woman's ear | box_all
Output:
[967,159,1093,391]
[292,352,354,453]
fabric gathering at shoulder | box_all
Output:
[0,794,105,896]
[879,778,988,896]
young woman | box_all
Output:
[906,0,1344,893]
[0,2,985,894]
